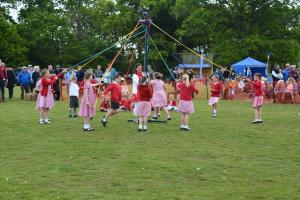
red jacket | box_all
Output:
[40,73,63,96]
[0,66,7,80]
[178,82,199,101]
[250,80,263,97]
[104,82,121,103]
[210,81,223,97]
[138,85,153,102]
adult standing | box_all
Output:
[28,65,34,92]
[132,63,144,121]
[6,67,16,99]
[76,68,85,86]
[282,63,291,82]
[53,65,63,101]
[214,69,224,81]
[0,62,7,101]
[272,64,283,84]
[17,66,31,99]
[288,65,299,81]
[32,66,41,89]
[95,65,103,81]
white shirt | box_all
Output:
[132,74,139,95]
[69,82,79,97]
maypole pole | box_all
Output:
[139,12,152,73]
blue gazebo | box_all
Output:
[231,57,267,77]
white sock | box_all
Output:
[103,118,107,122]
[45,119,49,122]
[181,125,185,128]
[139,125,142,129]
[87,124,91,129]
[84,124,88,129]
[184,125,188,129]
[213,109,216,114]
[39,119,43,122]
[143,126,147,130]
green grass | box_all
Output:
[0,89,300,200]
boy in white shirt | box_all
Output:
[69,76,80,117]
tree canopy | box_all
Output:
[0,0,299,71]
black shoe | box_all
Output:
[257,120,263,123]
[143,129,148,132]
[101,118,107,127]
[158,114,160,117]
[152,116,158,120]
[83,128,89,132]
[90,117,94,120]
[69,115,72,118]
[182,127,192,131]
[167,117,172,120]
[138,129,142,132]
[88,128,95,131]
[74,115,78,118]
[252,120,259,124]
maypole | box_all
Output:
[138,12,152,73]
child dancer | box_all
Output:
[151,72,171,120]
[136,76,153,132]
[101,74,122,127]
[36,69,65,124]
[79,71,100,131]
[69,76,79,117]
[177,74,199,131]
[248,73,264,124]
[100,96,111,112]
[209,75,222,117]
[167,93,178,111]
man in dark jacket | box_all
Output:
[31,66,41,89]
[6,67,16,99]
[17,66,31,99]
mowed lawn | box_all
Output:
[0,90,300,200]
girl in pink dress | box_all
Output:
[36,69,65,124]
[177,74,199,131]
[79,71,101,131]
[208,75,223,117]
[151,72,171,120]
[137,76,153,132]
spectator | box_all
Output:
[53,65,62,101]
[223,68,230,80]
[17,66,31,99]
[28,65,34,92]
[76,68,85,86]
[32,66,41,89]
[244,67,252,79]
[6,67,16,99]
[0,62,7,101]
[95,65,103,80]
[288,65,299,81]
[284,77,297,102]
[272,64,283,89]
[282,63,291,82]
[214,69,224,81]
[147,65,154,80]
[109,67,117,83]
[229,67,236,80]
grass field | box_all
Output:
[0,89,300,200]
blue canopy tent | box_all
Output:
[231,57,267,77]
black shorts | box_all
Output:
[70,96,79,108]
[111,101,120,110]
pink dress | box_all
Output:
[151,79,167,107]
[35,82,55,110]
[79,81,96,118]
